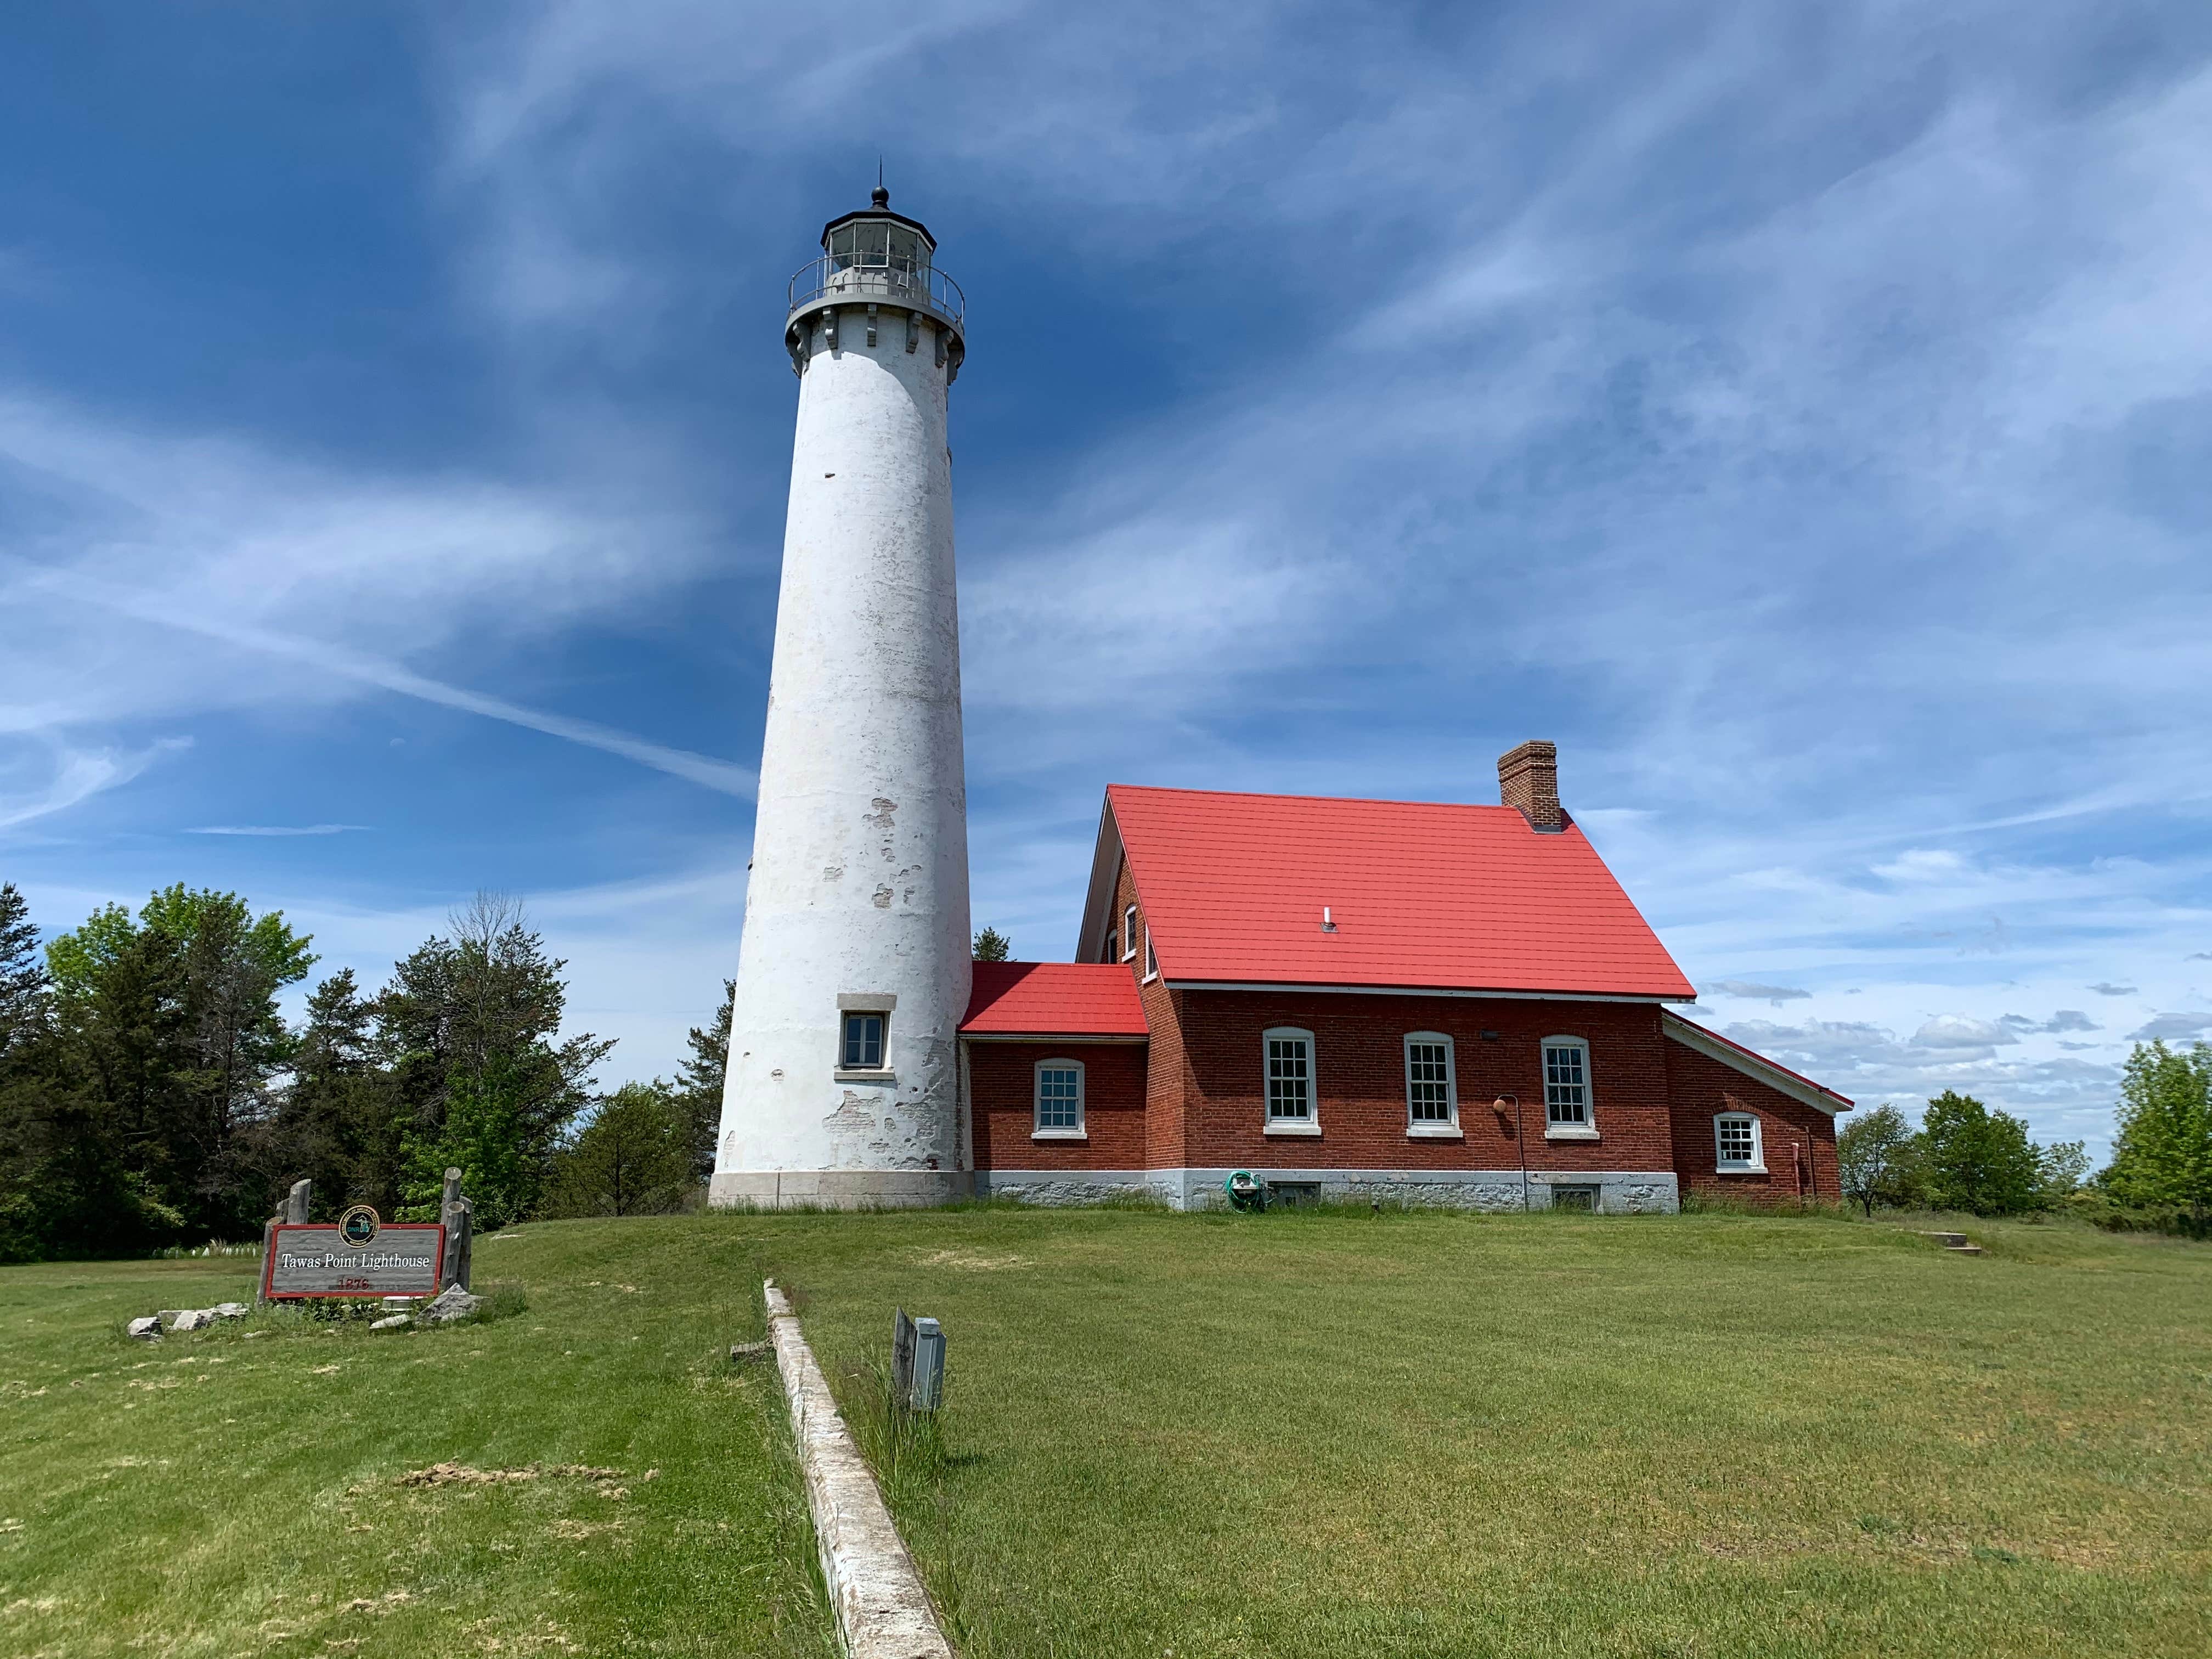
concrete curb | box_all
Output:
[764,1280,954,1658]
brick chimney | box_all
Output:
[1498,740,1564,832]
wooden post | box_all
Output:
[453,1198,473,1292]
[439,1169,472,1291]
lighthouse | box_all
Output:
[709,187,974,1209]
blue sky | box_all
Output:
[2,2,2208,1158]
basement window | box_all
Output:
[1034,1059,1086,1139]
[840,1012,885,1070]
[1543,1037,1598,1139]
[1714,1112,1765,1172]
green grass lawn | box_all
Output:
[4,1209,2209,1658]
[0,1243,832,1658]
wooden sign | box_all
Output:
[261,1220,445,1300]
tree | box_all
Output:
[1918,1091,2044,1216]
[1837,1103,1916,1216]
[544,1082,692,1218]
[670,979,731,1187]
[0,884,183,1261]
[2105,1041,2212,1229]
[0,882,47,1065]
[972,926,1011,962]
[381,894,611,1228]
[43,888,314,1238]
[270,969,397,1217]
[2038,1139,2091,1206]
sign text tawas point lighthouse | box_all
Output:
[710,187,973,1210]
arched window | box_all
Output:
[1404,1032,1459,1134]
[1033,1058,1086,1139]
[1263,1028,1319,1133]
[1542,1036,1598,1138]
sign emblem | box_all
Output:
[337,1204,381,1247]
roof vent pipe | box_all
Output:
[1498,740,1564,832]
[1320,906,1336,933]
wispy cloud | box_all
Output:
[186,824,369,837]
[1706,980,1812,1005]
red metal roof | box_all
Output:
[961,961,1150,1036]
[1105,784,1696,999]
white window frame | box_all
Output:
[1403,1032,1462,1138]
[1143,929,1158,983]
[1714,1110,1765,1173]
[1262,1026,1321,1135]
[1122,905,1139,961]
[838,1010,888,1073]
[1032,1057,1087,1141]
[1542,1035,1599,1140]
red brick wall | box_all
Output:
[1172,991,1678,1173]
[1663,1037,1841,1202]
[968,1040,1149,1170]
[1111,855,1194,1168]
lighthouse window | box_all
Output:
[840,1012,885,1070]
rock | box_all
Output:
[157,1310,187,1323]
[211,1303,249,1320]
[170,1309,211,1333]
[127,1317,163,1341]
[730,1340,772,1363]
[369,1314,411,1331]
[420,1285,482,1325]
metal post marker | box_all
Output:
[910,1317,945,1412]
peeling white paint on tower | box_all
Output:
[710,188,973,1209]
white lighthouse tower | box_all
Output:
[710,187,973,1209]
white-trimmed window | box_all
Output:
[1034,1059,1086,1138]
[1122,905,1139,961]
[1714,1111,1764,1172]
[1144,930,1158,981]
[1404,1033,1459,1133]
[1102,927,1118,963]
[1264,1028,1318,1131]
[1543,1037,1594,1134]
[841,1012,885,1070]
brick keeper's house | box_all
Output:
[958,742,1850,1212]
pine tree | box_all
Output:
[545,1083,691,1217]
[381,894,611,1226]
[973,926,1011,962]
[671,980,732,1187]
[0,882,47,1064]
